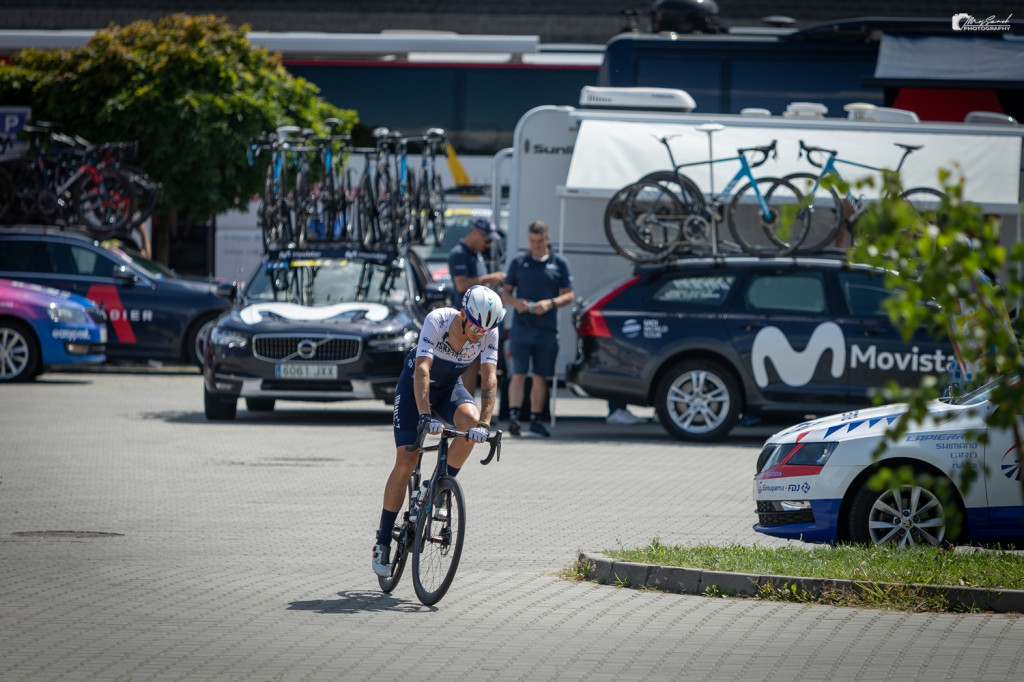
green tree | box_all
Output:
[0,14,357,260]
[846,169,1024,499]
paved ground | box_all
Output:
[2,369,1023,681]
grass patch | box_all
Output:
[581,539,1024,612]
[608,539,1024,590]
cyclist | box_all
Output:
[372,284,505,577]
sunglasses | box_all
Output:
[465,319,488,334]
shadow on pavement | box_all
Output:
[288,591,432,614]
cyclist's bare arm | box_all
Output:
[478,362,498,425]
[413,355,433,415]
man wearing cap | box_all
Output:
[447,217,505,393]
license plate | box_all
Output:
[275,363,338,380]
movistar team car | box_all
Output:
[202,246,447,419]
[567,255,954,441]
[753,375,1024,546]
[0,277,106,382]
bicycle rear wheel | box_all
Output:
[412,476,465,606]
[74,167,136,235]
[604,183,676,263]
[783,172,843,254]
[727,177,808,256]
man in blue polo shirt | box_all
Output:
[501,220,574,437]
[447,217,505,393]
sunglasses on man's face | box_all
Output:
[465,320,487,334]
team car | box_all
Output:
[202,245,448,419]
[753,375,1024,546]
[0,277,106,381]
[566,256,955,441]
[0,226,231,364]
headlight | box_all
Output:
[759,441,838,472]
[210,327,249,349]
[47,303,88,325]
[367,329,419,351]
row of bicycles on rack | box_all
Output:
[0,123,161,243]
[249,120,448,254]
[604,126,946,263]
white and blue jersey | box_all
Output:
[392,308,499,446]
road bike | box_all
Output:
[377,423,502,606]
[784,139,946,253]
[249,125,301,251]
[604,124,809,262]
[413,128,448,247]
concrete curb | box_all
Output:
[579,552,1024,614]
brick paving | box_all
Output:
[2,370,1024,680]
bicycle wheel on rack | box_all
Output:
[782,172,843,254]
[727,177,808,256]
[636,170,711,254]
[426,172,447,247]
[0,167,15,224]
[74,167,136,235]
[899,187,946,224]
[604,183,675,263]
[356,172,379,250]
[412,476,465,606]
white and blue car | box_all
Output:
[0,277,106,382]
[753,376,1024,546]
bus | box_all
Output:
[598,17,1024,122]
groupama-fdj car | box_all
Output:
[753,375,1024,547]
[0,277,106,381]
[567,256,954,441]
[203,246,447,420]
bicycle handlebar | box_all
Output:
[405,422,503,464]
[798,140,838,169]
[738,140,777,168]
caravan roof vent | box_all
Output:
[783,102,828,118]
[965,111,1019,125]
[579,86,696,112]
[844,102,919,123]
[740,107,772,117]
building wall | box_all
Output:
[0,1,1017,44]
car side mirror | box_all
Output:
[423,281,449,305]
[216,281,238,302]
[112,264,138,287]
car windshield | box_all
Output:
[244,257,410,307]
[954,373,1019,406]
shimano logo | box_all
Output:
[751,322,845,388]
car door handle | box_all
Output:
[857,326,887,336]
[738,323,764,331]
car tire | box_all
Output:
[246,398,276,412]
[187,314,221,368]
[848,469,963,547]
[654,359,740,442]
[0,320,41,383]
[204,387,237,420]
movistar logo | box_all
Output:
[751,322,846,388]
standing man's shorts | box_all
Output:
[508,326,558,377]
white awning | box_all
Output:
[564,117,1022,209]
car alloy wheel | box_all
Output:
[655,359,740,442]
[849,474,962,547]
[0,321,39,382]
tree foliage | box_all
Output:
[0,14,357,221]
[845,168,1024,498]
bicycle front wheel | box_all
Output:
[75,167,136,235]
[412,476,465,606]
[900,187,946,224]
[728,177,808,256]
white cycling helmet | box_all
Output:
[462,285,505,330]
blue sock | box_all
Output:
[376,509,398,546]
[447,464,461,478]
[509,407,521,422]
